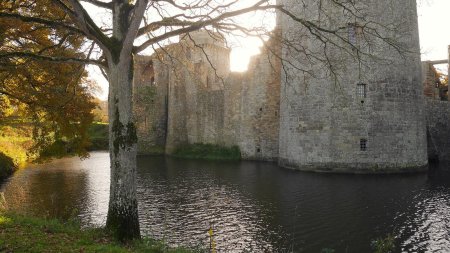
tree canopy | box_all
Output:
[0,0,97,158]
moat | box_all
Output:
[1,152,449,252]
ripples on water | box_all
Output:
[1,152,450,252]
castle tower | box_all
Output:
[278,0,428,172]
[164,31,231,152]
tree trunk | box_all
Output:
[105,54,140,241]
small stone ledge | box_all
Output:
[278,159,429,174]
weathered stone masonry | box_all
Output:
[278,0,427,172]
[133,1,450,172]
[133,31,281,160]
[426,100,450,162]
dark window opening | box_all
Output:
[360,139,367,151]
[357,83,367,99]
[259,107,263,112]
[275,111,278,116]
[150,77,155,86]
[256,148,261,153]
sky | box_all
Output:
[418,0,450,61]
[90,0,450,100]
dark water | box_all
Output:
[1,152,450,252]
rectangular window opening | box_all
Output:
[357,83,367,99]
[360,138,367,151]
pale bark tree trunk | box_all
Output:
[106,54,140,240]
[102,0,148,240]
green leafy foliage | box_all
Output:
[173,143,241,160]
[92,99,109,123]
[87,123,109,151]
[371,234,396,253]
[135,86,157,112]
[0,124,33,165]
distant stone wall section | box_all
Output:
[134,30,281,160]
[422,62,441,100]
[229,39,281,161]
[133,24,449,172]
[277,0,427,172]
[426,99,450,162]
[133,56,168,153]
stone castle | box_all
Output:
[133,0,450,173]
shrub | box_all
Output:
[0,152,17,181]
[87,123,109,151]
[371,234,395,253]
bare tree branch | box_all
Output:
[122,0,149,56]
[53,0,111,52]
[0,12,85,35]
[134,0,280,53]
[0,52,104,66]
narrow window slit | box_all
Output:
[360,139,367,151]
[357,83,367,101]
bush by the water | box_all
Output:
[0,152,16,181]
[0,125,33,165]
[173,143,241,160]
[87,123,109,151]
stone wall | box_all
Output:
[422,62,441,100]
[278,0,428,172]
[133,56,169,153]
[426,99,450,162]
[133,20,447,173]
[137,31,231,153]
[227,38,281,161]
[134,30,282,160]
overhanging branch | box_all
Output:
[0,12,85,35]
[134,0,280,53]
[0,52,104,66]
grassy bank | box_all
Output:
[0,212,197,253]
[172,143,241,160]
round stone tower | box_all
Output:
[277,0,428,172]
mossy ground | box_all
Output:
[0,212,198,253]
[172,143,241,160]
